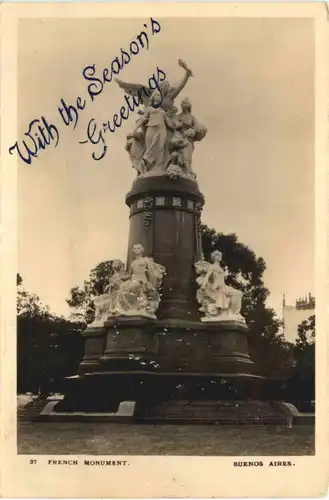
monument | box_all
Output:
[54,59,288,423]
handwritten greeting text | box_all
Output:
[79,66,166,161]
[9,17,162,165]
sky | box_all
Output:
[17,17,314,319]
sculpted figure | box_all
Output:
[137,91,168,172]
[176,98,207,176]
[157,59,193,114]
[104,259,126,315]
[115,244,165,319]
[92,259,126,325]
[125,110,147,175]
[93,294,112,326]
[166,149,186,180]
[115,59,193,114]
[195,250,245,322]
[116,60,208,179]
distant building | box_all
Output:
[283,293,315,343]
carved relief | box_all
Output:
[172,197,182,207]
[155,196,166,207]
[143,196,154,229]
[129,196,201,216]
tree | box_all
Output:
[295,314,315,377]
[295,315,315,381]
[17,275,84,395]
[66,260,115,323]
[17,273,50,318]
[285,314,315,409]
[296,314,315,348]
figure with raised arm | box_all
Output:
[158,59,193,113]
[115,59,193,113]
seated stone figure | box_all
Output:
[104,260,127,315]
[92,259,126,325]
[114,244,166,319]
[195,250,245,323]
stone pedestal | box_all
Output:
[78,326,106,375]
[65,175,262,419]
[206,320,254,374]
[99,316,160,371]
[79,317,254,376]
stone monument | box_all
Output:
[56,59,281,423]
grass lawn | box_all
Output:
[17,422,315,456]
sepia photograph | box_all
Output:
[1,2,328,498]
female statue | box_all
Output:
[136,91,168,172]
[103,259,126,315]
[92,259,125,324]
[195,250,245,322]
[176,98,207,176]
[125,110,148,175]
[115,244,165,318]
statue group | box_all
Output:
[93,244,166,323]
[93,247,245,324]
[116,59,207,180]
[92,60,245,325]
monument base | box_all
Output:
[33,358,314,426]
[79,317,255,376]
[53,369,265,415]
[54,315,266,417]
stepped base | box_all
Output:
[17,399,49,422]
[134,400,289,425]
[17,395,314,426]
[38,400,136,423]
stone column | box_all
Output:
[125,175,205,321]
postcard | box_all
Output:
[1,2,328,498]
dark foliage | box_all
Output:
[17,275,85,395]
[66,261,115,324]
[287,315,315,407]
